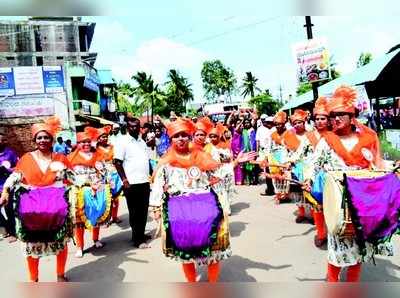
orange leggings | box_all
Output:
[26,246,68,282]
[75,227,100,250]
[182,262,220,282]
[297,206,305,218]
[111,200,119,220]
[327,263,362,282]
[313,210,327,240]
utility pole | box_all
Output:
[278,84,283,103]
[304,16,318,101]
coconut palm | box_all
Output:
[241,71,261,99]
[166,69,194,103]
[131,71,165,123]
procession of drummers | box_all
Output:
[0,85,399,283]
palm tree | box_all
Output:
[131,71,165,123]
[165,69,194,114]
[241,72,261,99]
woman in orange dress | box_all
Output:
[86,126,123,224]
[309,97,330,248]
[0,117,73,282]
[68,130,111,258]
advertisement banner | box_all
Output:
[84,66,99,92]
[0,95,54,118]
[13,66,45,95]
[354,85,372,116]
[43,66,65,93]
[293,38,331,84]
[0,68,15,96]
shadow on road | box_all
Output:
[362,257,400,281]
[66,230,149,281]
[275,227,315,241]
[197,255,292,282]
[230,202,250,215]
[229,221,249,238]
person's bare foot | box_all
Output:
[57,275,69,282]
[7,236,17,243]
[112,218,122,224]
[135,242,151,249]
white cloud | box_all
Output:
[93,30,209,100]
[130,37,208,84]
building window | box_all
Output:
[6,57,15,61]
[56,56,64,60]
[36,57,43,66]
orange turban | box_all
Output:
[274,111,287,124]
[209,123,226,137]
[76,132,91,143]
[327,85,357,114]
[290,109,308,123]
[84,126,112,140]
[166,117,196,137]
[195,117,214,135]
[31,116,61,138]
[313,96,329,116]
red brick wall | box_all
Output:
[2,124,36,157]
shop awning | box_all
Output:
[98,69,115,85]
[76,113,116,126]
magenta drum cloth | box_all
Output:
[347,173,400,242]
[18,187,68,231]
[167,191,221,251]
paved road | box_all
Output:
[0,185,399,282]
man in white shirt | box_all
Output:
[114,115,151,249]
[256,115,275,196]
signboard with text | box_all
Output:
[0,66,65,97]
[0,94,55,118]
[293,38,331,84]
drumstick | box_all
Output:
[261,173,303,185]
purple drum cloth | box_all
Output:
[168,192,220,250]
[347,173,400,241]
[18,187,68,231]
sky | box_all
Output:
[2,3,400,105]
[87,12,400,104]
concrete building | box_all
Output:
[0,16,97,67]
[0,17,99,155]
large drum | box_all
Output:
[323,170,394,238]
[164,191,223,258]
[16,186,71,243]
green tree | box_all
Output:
[115,82,138,113]
[241,71,261,99]
[162,69,194,116]
[249,89,282,115]
[357,52,373,68]
[201,60,237,102]
[131,71,166,122]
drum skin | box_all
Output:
[323,172,344,234]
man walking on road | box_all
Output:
[114,115,151,249]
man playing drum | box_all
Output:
[304,86,394,282]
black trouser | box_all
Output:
[264,167,275,195]
[0,196,16,236]
[123,183,150,246]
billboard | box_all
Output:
[293,38,331,84]
[0,66,65,96]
